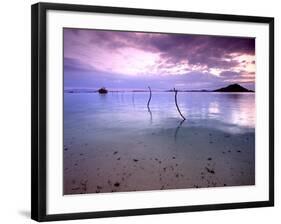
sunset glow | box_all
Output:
[64,28,255,90]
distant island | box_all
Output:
[213,84,254,92]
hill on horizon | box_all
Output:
[213,84,254,92]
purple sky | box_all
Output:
[64,28,255,91]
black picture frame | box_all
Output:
[31,2,274,222]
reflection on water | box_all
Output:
[208,101,220,114]
[174,119,185,142]
[147,107,153,124]
[64,92,255,138]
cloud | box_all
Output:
[220,71,241,79]
[64,57,94,72]
[64,28,255,89]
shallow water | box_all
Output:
[63,92,255,194]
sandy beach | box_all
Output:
[63,124,254,194]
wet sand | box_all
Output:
[63,125,255,194]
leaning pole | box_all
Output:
[174,88,186,120]
[147,86,152,110]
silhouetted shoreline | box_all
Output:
[64,84,254,94]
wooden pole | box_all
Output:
[174,88,186,120]
[147,86,152,109]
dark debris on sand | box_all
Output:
[114,182,120,187]
[72,187,80,191]
[205,167,215,174]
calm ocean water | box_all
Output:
[64,92,255,140]
[63,92,255,194]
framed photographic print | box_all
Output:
[31,2,274,222]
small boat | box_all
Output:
[98,87,108,94]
